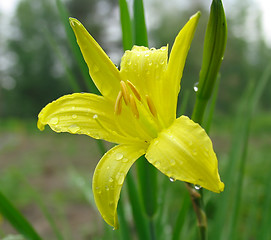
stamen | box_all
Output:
[120,81,130,105]
[129,94,139,119]
[146,95,157,118]
[127,80,141,101]
[114,91,123,115]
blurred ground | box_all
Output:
[0,113,271,239]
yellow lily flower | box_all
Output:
[37,12,224,229]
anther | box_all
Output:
[127,80,141,101]
[114,91,123,115]
[129,94,139,119]
[146,95,157,118]
[120,81,130,105]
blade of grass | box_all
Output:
[171,191,191,240]
[126,173,151,240]
[43,28,81,93]
[0,190,42,240]
[133,0,148,47]
[56,0,99,94]
[211,61,271,239]
[203,75,220,134]
[119,0,133,50]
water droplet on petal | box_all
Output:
[109,177,114,183]
[93,114,98,119]
[154,161,161,167]
[72,114,77,119]
[95,186,102,194]
[148,61,153,66]
[194,82,199,92]
[68,124,80,133]
[117,172,125,185]
[49,117,59,125]
[115,153,123,160]
[194,185,202,190]
[170,159,176,166]
[122,158,128,163]
[105,185,110,191]
[145,53,150,57]
[169,177,176,182]
[127,59,132,65]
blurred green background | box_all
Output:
[0,0,270,239]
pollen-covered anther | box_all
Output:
[120,81,130,105]
[114,91,123,115]
[127,80,141,101]
[129,94,139,119]
[146,95,157,118]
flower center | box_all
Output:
[114,80,162,140]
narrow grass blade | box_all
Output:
[117,197,132,240]
[126,172,151,240]
[56,0,99,94]
[133,0,148,47]
[258,175,271,240]
[177,90,190,117]
[0,190,42,240]
[211,61,271,239]
[44,28,81,93]
[203,75,220,134]
[119,0,133,51]
[171,191,190,240]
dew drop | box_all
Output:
[72,114,77,119]
[109,177,114,183]
[109,201,114,207]
[93,114,98,119]
[105,185,110,191]
[115,153,123,160]
[192,149,197,156]
[194,185,202,190]
[154,161,161,167]
[170,159,176,166]
[127,59,132,65]
[122,158,128,163]
[49,117,59,125]
[95,186,102,194]
[117,173,125,185]
[145,53,150,57]
[92,64,99,74]
[160,59,165,65]
[148,61,153,66]
[169,177,176,182]
[193,82,199,92]
[68,124,80,133]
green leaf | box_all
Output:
[56,0,99,94]
[119,0,133,51]
[133,0,148,47]
[0,190,42,240]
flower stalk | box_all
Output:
[187,0,227,239]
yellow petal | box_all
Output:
[70,18,121,101]
[93,144,146,229]
[145,115,224,193]
[120,46,170,127]
[37,93,135,144]
[164,12,201,126]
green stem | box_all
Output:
[126,172,151,240]
[117,198,131,240]
[149,218,156,240]
[136,156,158,218]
